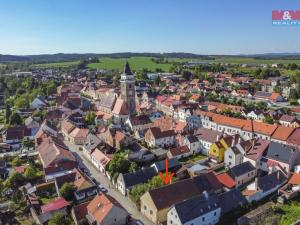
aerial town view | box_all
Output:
[1,1,300,225]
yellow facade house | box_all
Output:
[209,135,240,162]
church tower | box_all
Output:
[120,61,136,115]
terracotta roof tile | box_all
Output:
[271,126,295,141]
[288,173,300,185]
[216,172,235,189]
[87,194,122,223]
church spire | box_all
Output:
[124,61,133,75]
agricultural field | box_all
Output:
[167,56,300,65]
[30,60,80,69]
[24,56,300,72]
[88,57,172,72]
[233,67,299,76]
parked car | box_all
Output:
[134,220,143,225]
[98,184,107,193]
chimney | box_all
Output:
[255,177,259,190]
[203,191,209,200]
[216,135,219,142]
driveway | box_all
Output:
[64,140,154,225]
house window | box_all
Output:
[150,210,153,215]
[144,205,147,210]
[202,217,205,221]
[229,155,232,159]
[214,212,217,216]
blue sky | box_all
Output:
[0,0,299,55]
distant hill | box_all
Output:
[0,52,213,63]
[1,52,300,63]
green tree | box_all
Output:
[12,156,23,167]
[48,213,74,225]
[14,96,30,109]
[85,111,96,126]
[6,172,25,188]
[108,153,131,181]
[264,115,274,124]
[154,76,161,85]
[256,101,268,110]
[129,183,148,206]
[22,138,34,150]
[289,98,298,106]
[9,112,22,125]
[24,166,40,181]
[59,182,76,201]
[273,85,281,94]
[5,104,11,124]
[129,162,138,172]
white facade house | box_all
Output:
[167,192,221,225]
[224,145,244,168]
[183,136,199,153]
[246,111,265,121]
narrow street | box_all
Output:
[64,140,154,225]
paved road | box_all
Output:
[64,140,154,225]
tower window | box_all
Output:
[129,84,132,88]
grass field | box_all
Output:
[88,57,173,72]
[201,56,300,65]
[28,56,300,71]
[168,56,300,65]
[30,60,80,69]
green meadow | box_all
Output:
[30,61,80,69]
[27,56,300,72]
[88,57,172,72]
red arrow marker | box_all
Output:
[159,159,175,185]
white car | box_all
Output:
[98,184,107,193]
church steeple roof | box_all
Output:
[124,61,133,75]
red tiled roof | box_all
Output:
[287,128,300,147]
[112,98,129,115]
[15,165,28,174]
[288,173,300,185]
[69,128,89,139]
[72,201,90,222]
[271,126,295,141]
[216,172,235,189]
[38,137,76,168]
[243,120,278,136]
[87,194,122,223]
[41,197,69,214]
[169,145,190,157]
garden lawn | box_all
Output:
[40,195,57,205]
[179,153,207,163]
[277,201,300,225]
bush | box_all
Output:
[59,183,76,201]
[11,156,23,167]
